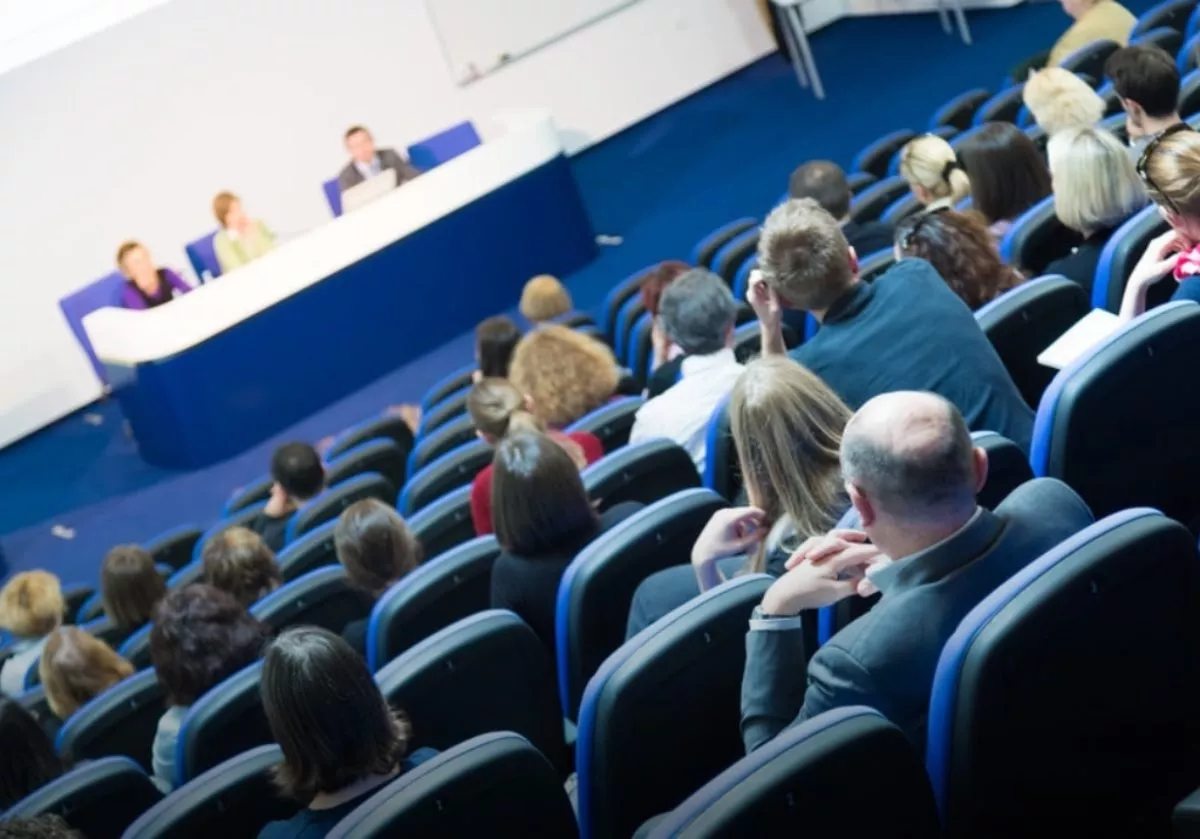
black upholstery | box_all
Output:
[2,757,162,839]
[421,366,475,413]
[222,475,274,517]
[83,616,128,648]
[325,413,415,462]
[972,432,1035,509]
[1174,787,1200,837]
[324,439,406,497]
[1099,83,1123,116]
[408,484,477,562]
[17,687,54,734]
[144,525,204,572]
[615,297,649,365]
[192,502,269,565]
[1059,39,1121,84]
[582,438,701,510]
[975,85,1025,124]
[250,566,372,635]
[858,248,896,282]
[56,669,164,770]
[177,663,272,787]
[398,440,491,516]
[286,472,395,542]
[117,623,154,670]
[554,309,599,330]
[71,587,104,624]
[847,176,909,225]
[1182,36,1200,75]
[1133,25,1183,55]
[881,192,924,225]
[702,399,738,502]
[408,414,477,474]
[629,312,656,384]
[566,396,645,453]
[855,130,917,180]
[731,320,801,363]
[166,560,205,592]
[1132,0,1193,34]
[604,268,655,344]
[931,88,991,131]
[713,230,759,286]
[1094,204,1169,312]
[419,389,470,436]
[998,195,1083,276]
[276,519,338,581]
[1180,68,1200,116]
[846,171,877,194]
[694,219,757,269]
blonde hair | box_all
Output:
[1023,68,1105,136]
[212,191,239,226]
[466,378,545,440]
[1048,126,1149,236]
[1143,128,1200,219]
[898,134,971,204]
[519,275,572,323]
[509,325,620,428]
[39,627,134,720]
[0,572,64,639]
[730,357,852,572]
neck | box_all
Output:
[875,507,976,561]
[309,767,398,810]
[1138,113,1182,138]
[810,278,860,323]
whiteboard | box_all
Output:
[427,0,639,86]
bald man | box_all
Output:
[740,392,1092,751]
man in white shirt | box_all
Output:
[337,125,420,196]
[628,269,744,474]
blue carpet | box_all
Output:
[0,1,1156,585]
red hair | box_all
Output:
[639,260,691,316]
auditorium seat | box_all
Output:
[881,193,924,225]
[1091,204,1169,312]
[325,412,415,462]
[365,536,501,671]
[552,309,599,331]
[250,565,372,635]
[74,591,107,625]
[123,745,295,839]
[165,560,205,593]
[626,311,656,382]
[701,399,739,502]
[374,609,568,775]
[322,177,342,217]
[325,732,579,839]
[691,218,757,269]
[971,432,1035,509]
[1025,122,1049,155]
[1100,110,1129,142]
[58,272,127,385]
[930,88,991,131]
[975,274,1090,408]
[183,232,221,282]
[927,509,1200,837]
[859,248,897,282]
[566,396,645,453]
[603,267,657,345]
[175,662,272,787]
[646,706,940,838]
[1181,33,1200,74]
[732,255,757,300]
[397,441,491,516]
[3,757,162,839]
[847,176,910,225]
[407,414,477,476]
[614,293,650,364]
[1133,0,1193,35]
[408,484,476,560]
[406,121,481,171]
[56,669,164,770]
[712,229,760,286]
[144,524,204,572]
[420,364,476,412]
[323,439,406,497]
[1189,3,1200,38]
[1179,68,1200,116]
[193,501,269,562]
[276,519,338,582]
[998,195,1083,276]
[417,389,470,437]
[556,488,728,720]
[79,616,127,649]
[1059,40,1121,84]
[575,574,772,839]
[284,471,395,542]
[117,623,155,670]
[1133,25,1183,55]
[973,86,1025,125]
[221,475,276,518]
[582,439,701,510]
[59,583,94,626]
[17,686,53,732]
[853,129,917,180]
[731,320,801,363]
[847,171,877,194]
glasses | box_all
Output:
[898,205,949,250]
[1136,122,1194,216]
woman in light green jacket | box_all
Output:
[212,190,276,273]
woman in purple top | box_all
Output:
[116,240,192,310]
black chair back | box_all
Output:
[693,218,756,269]
[973,86,1025,124]
[325,412,415,462]
[3,757,162,839]
[1092,204,1169,312]
[420,365,475,413]
[276,519,338,582]
[998,195,1083,276]
[144,525,204,572]
[858,248,896,282]
[408,484,477,561]
[1180,67,1200,116]
[847,176,909,225]
[398,441,491,516]
[853,129,917,180]
[222,475,274,517]
[407,413,477,474]
[1059,39,1120,83]
[285,472,395,542]
[56,669,165,770]
[713,230,759,285]
[177,663,272,787]
[701,398,738,502]
[582,439,701,510]
[1132,0,1192,35]
[418,389,470,437]
[250,566,372,635]
[971,432,1035,510]
[324,439,406,496]
[566,396,645,453]
[931,88,991,131]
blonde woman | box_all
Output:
[898,134,972,211]
[211,191,276,273]
[0,572,64,697]
[39,627,134,720]
[1045,125,1148,294]
[625,356,852,637]
[1023,67,1105,136]
[508,324,621,428]
[518,275,573,324]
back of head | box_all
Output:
[39,626,134,720]
[101,545,167,630]
[894,210,1017,309]
[474,315,522,379]
[519,275,572,323]
[1105,44,1181,118]
[491,431,599,556]
[1143,127,1200,220]
[0,815,83,839]
[467,377,545,440]
[334,499,422,597]
[0,698,63,809]
[270,442,324,502]
[658,269,737,356]
[1048,125,1148,235]
[201,527,282,608]
[757,198,854,311]
[639,260,692,316]
[261,627,407,803]
[1023,68,1105,135]
[0,572,63,640]
[899,134,972,203]
[958,122,1053,224]
[508,325,620,427]
[787,160,853,219]
[149,584,268,707]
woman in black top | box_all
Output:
[0,697,64,809]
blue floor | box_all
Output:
[0,0,1155,585]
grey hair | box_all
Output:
[658,269,737,356]
[1048,126,1149,236]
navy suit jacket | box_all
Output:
[337,148,420,194]
[740,478,1093,752]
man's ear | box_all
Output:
[972,446,989,495]
[847,480,876,528]
[847,246,860,277]
[523,393,535,412]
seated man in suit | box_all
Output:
[246,442,326,552]
[740,391,1093,751]
[788,161,893,257]
[337,125,420,196]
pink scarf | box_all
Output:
[1173,243,1200,282]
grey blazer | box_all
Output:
[740,477,1094,753]
[336,148,420,195]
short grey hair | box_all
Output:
[658,269,737,356]
[1048,126,1149,236]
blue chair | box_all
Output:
[846,170,877,194]
[853,129,917,180]
[926,509,1200,837]
[930,88,991,131]
[144,524,204,572]
[613,292,648,364]
[322,177,343,217]
[277,519,338,582]
[1189,2,1200,39]
[1180,67,1200,115]
[165,559,205,592]
[407,484,476,561]
[117,622,154,669]
[57,669,164,770]
[858,247,897,282]
[881,192,924,225]
[731,319,798,363]
[406,121,481,171]
[325,412,415,461]
[732,254,758,301]
[691,218,757,269]
[175,662,271,787]
[420,364,476,412]
[60,583,96,625]
[701,397,738,502]
[416,388,470,438]
[1096,80,1124,115]
[973,85,1025,125]
[999,195,1084,275]
[221,474,276,517]
[847,176,909,225]
[251,566,371,635]
[565,396,645,454]
[1133,25,1184,56]
[324,439,406,498]
[17,686,53,730]
[1180,32,1200,74]
[184,231,221,282]
[58,272,127,384]
[711,229,759,286]
[284,471,395,543]
[397,440,491,517]
[78,615,127,649]
[1091,203,1169,312]
[1059,40,1121,84]
[193,501,268,563]
[603,266,658,345]
[407,414,477,477]
[4,758,162,837]
[582,439,701,510]
[1134,0,1193,35]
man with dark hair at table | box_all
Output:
[247,442,326,551]
[788,161,893,257]
[1104,45,1185,159]
[337,125,421,197]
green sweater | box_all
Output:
[213,220,276,273]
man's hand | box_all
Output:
[760,530,888,616]
[747,270,786,356]
[263,482,289,517]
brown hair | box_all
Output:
[519,275,573,323]
[115,240,143,268]
[334,500,422,597]
[343,125,370,140]
[894,210,1021,309]
[466,378,545,440]
[202,528,282,607]
[212,191,239,227]
[757,198,854,311]
[39,627,134,720]
[957,123,1052,225]
[1105,44,1181,119]
[508,325,620,428]
[0,572,64,639]
[100,545,167,630]
[639,260,692,316]
[1143,127,1200,219]
[474,315,522,379]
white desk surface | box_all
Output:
[84,108,563,366]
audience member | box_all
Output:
[0,698,64,809]
[508,325,621,428]
[202,527,283,608]
[741,392,1093,750]
[0,815,82,839]
[1105,45,1185,158]
[0,572,64,697]
[149,585,269,792]
[100,544,167,645]
[957,122,1053,242]
[789,161,893,255]
[490,433,644,656]
[257,627,437,839]
[116,240,191,310]
[626,357,851,638]
[39,626,133,721]
[519,275,573,324]
[1044,125,1148,293]
[640,260,694,397]
[1036,0,1135,72]
[212,191,276,274]
[628,269,743,474]
[466,377,604,536]
[1022,67,1105,136]
[897,134,972,212]
[474,315,523,381]
[893,209,1022,309]
[333,500,422,655]
[248,442,326,551]
[752,198,1035,452]
[337,125,420,197]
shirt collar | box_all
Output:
[821,281,874,325]
[355,156,380,176]
[867,507,1004,596]
[680,347,738,377]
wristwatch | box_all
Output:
[749,605,804,631]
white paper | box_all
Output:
[1037,308,1122,371]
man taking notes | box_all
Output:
[337,125,420,197]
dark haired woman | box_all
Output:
[893,210,1023,310]
[0,697,65,809]
[100,544,167,644]
[957,122,1052,243]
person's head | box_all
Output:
[0,698,64,809]
[658,269,737,356]
[466,377,544,442]
[1048,125,1148,237]
[519,275,572,323]
[115,240,157,289]
[840,392,987,558]
[787,160,854,220]
[334,500,422,598]
[0,815,82,839]
[757,198,855,314]
[39,627,134,720]
[212,191,245,229]
[100,545,167,630]
[270,442,325,504]
[1059,0,1096,20]
[1022,67,1105,136]
[150,584,269,707]
[957,122,1052,225]
[474,315,522,379]
[344,125,376,164]
[202,527,282,607]
[262,627,410,803]
[1105,45,1181,135]
[508,325,620,427]
[898,134,972,206]
[1140,126,1200,241]
[638,260,692,317]
[0,572,63,640]
[491,432,600,557]
[893,210,1018,309]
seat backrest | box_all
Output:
[60,584,95,626]
[80,615,127,648]
[166,560,205,593]
[701,398,739,502]
[322,177,343,217]
[58,272,127,384]
[407,484,476,561]
[998,195,1083,275]
[973,85,1025,125]
[285,472,395,543]
[397,441,491,516]
[857,247,896,282]
[326,732,578,839]
[421,365,477,414]
[222,474,275,517]
[193,501,269,563]
[1132,24,1183,55]
[603,266,656,345]
[691,218,757,269]
[626,311,655,381]
[144,524,203,572]
[184,231,221,282]
[852,129,917,180]
[277,519,339,582]
[712,229,759,286]
[1180,32,1200,75]
[930,88,991,131]
[405,121,481,170]
[250,565,372,635]
[881,192,924,225]
[847,176,909,225]
[375,610,567,774]
[324,439,406,497]
[971,432,1035,510]
[1058,39,1120,83]
[614,293,649,363]
[407,413,477,475]
[566,396,646,454]
[1133,0,1193,35]
[926,509,1200,837]
[177,662,272,787]
[582,439,701,510]
[117,622,154,670]
[1180,67,1200,115]
[325,412,415,462]
[3,756,162,839]
[557,488,728,720]
[576,574,772,839]
[57,669,164,770]
[1092,203,1169,311]
[417,388,470,437]
[365,536,500,671]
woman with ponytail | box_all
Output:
[898,134,972,212]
